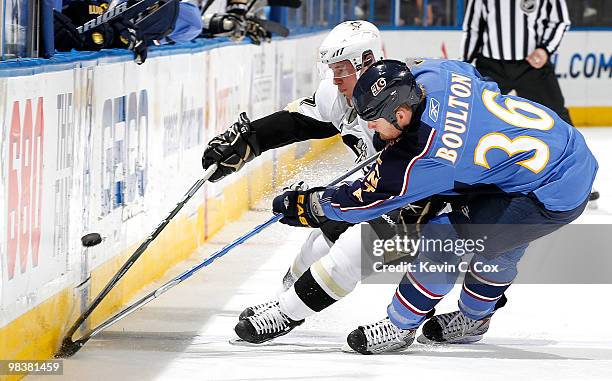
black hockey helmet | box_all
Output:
[352,59,423,130]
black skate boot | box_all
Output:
[238,300,277,320]
[418,293,507,344]
[346,317,416,355]
[234,300,304,344]
[417,311,492,344]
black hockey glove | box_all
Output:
[244,18,272,45]
[272,182,328,228]
[202,112,261,182]
[53,10,85,51]
[113,18,148,64]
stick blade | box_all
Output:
[54,337,88,358]
[254,18,290,37]
[268,0,301,8]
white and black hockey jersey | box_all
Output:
[288,78,377,164]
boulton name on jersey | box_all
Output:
[435,73,473,166]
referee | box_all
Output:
[462,0,599,201]
[461,0,572,124]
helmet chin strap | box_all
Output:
[389,116,404,132]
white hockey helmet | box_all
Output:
[318,20,384,78]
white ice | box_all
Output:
[29,128,612,381]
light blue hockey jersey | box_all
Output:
[321,59,598,223]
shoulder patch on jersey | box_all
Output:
[428,98,440,122]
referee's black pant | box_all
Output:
[475,55,573,125]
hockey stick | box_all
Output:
[55,153,379,357]
[77,0,162,34]
[267,0,302,7]
[245,0,290,37]
[55,163,218,358]
[200,0,215,16]
[250,17,289,37]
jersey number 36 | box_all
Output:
[474,90,554,174]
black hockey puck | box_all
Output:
[81,233,102,247]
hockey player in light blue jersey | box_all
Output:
[271,59,597,354]
[321,58,596,221]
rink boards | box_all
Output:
[0,33,332,368]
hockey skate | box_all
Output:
[238,300,277,320]
[345,317,416,354]
[418,294,506,344]
[417,310,491,344]
[234,300,304,344]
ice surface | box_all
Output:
[29,129,612,381]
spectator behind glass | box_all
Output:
[399,0,448,26]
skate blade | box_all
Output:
[341,343,357,353]
[229,337,273,347]
[417,334,483,345]
[416,334,436,345]
[341,343,415,355]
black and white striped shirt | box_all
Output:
[461,0,571,62]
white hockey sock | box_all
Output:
[278,286,316,321]
[290,229,332,277]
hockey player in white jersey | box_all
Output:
[202,20,384,290]
[203,21,450,345]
